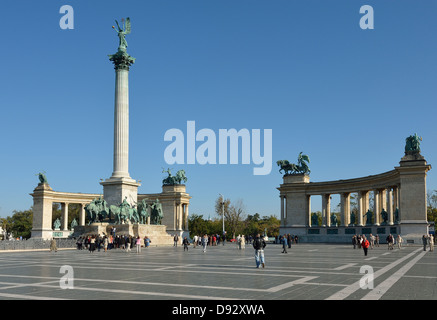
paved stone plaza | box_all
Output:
[0,242,435,302]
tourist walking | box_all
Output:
[202,234,208,252]
[422,235,428,251]
[89,236,96,253]
[369,234,375,249]
[362,235,370,256]
[125,236,132,252]
[281,234,288,253]
[240,235,246,250]
[352,235,357,249]
[144,236,150,248]
[183,237,189,251]
[193,235,198,248]
[174,234,179,247]
[396,235,403,249]
[429,234,434,252]
[103,236,109,252]
[135,236,141,253]
[50,238,57,253]
[253,233,266,268]
[387,234,394,250]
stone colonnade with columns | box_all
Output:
[30,183,190,240]
[278,155,431,244]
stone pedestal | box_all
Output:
[100,177,140,207]
[396,155,431,244]
[30,183,54,240]
[280,174,310,236]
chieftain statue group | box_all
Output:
[83,168,187,225]
[84,196,163,226]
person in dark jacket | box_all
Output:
[183,237,189,251]
[253,234,266,268]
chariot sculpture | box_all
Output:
[277,152,311,176]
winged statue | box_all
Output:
[112,17,131,52]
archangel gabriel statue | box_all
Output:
[112,17,131,52]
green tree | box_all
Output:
[8,209,33,239]
[215,196,246,239]
[188,213,210,237]
[258,215,280,237]
[427,190,437,225]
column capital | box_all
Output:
[109,50,136,71]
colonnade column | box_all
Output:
[80,203,86,226]
[280,195,285,225]
[340,193,350,226]
[184,203,189,230]
[322,194,330,227]
[393,186,399,211]
[61,202,69,231]
[306,195,311,227]
[374,190,380,225]
[357,192,364,226]
[387,188,394,225]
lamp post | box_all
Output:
[219,193,225,240]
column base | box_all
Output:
[100,177,141,207]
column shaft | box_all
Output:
[61,202,69,231]
[112,69,130,178]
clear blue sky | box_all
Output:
[0,0,436,219]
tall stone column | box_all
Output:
[357,192,364,226]
[322,194,331,227]
[340,193,350,226]
[100,49,140,206]
[80,203,86,226]
[387,188,394,225]
[373,190,380,225]
[61,202,69,231]
[280,195,285,225]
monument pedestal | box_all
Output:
[100,177,140,207]
[396,156,431,244]
[30,183,54,240]
[279,174,310,237]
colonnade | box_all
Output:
[31,183,191,239]
[280,186,400,228]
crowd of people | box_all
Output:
[75,234,152,253]
[351,233,436,256]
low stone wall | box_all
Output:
[0,238,76,251]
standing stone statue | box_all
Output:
[364,209,373,225]
[53,218,61,230]
[380,208,388,225]
[350,211,356,225]
[70,218,78,230]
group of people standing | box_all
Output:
[422,234,434,252]
[75,234,151,253]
